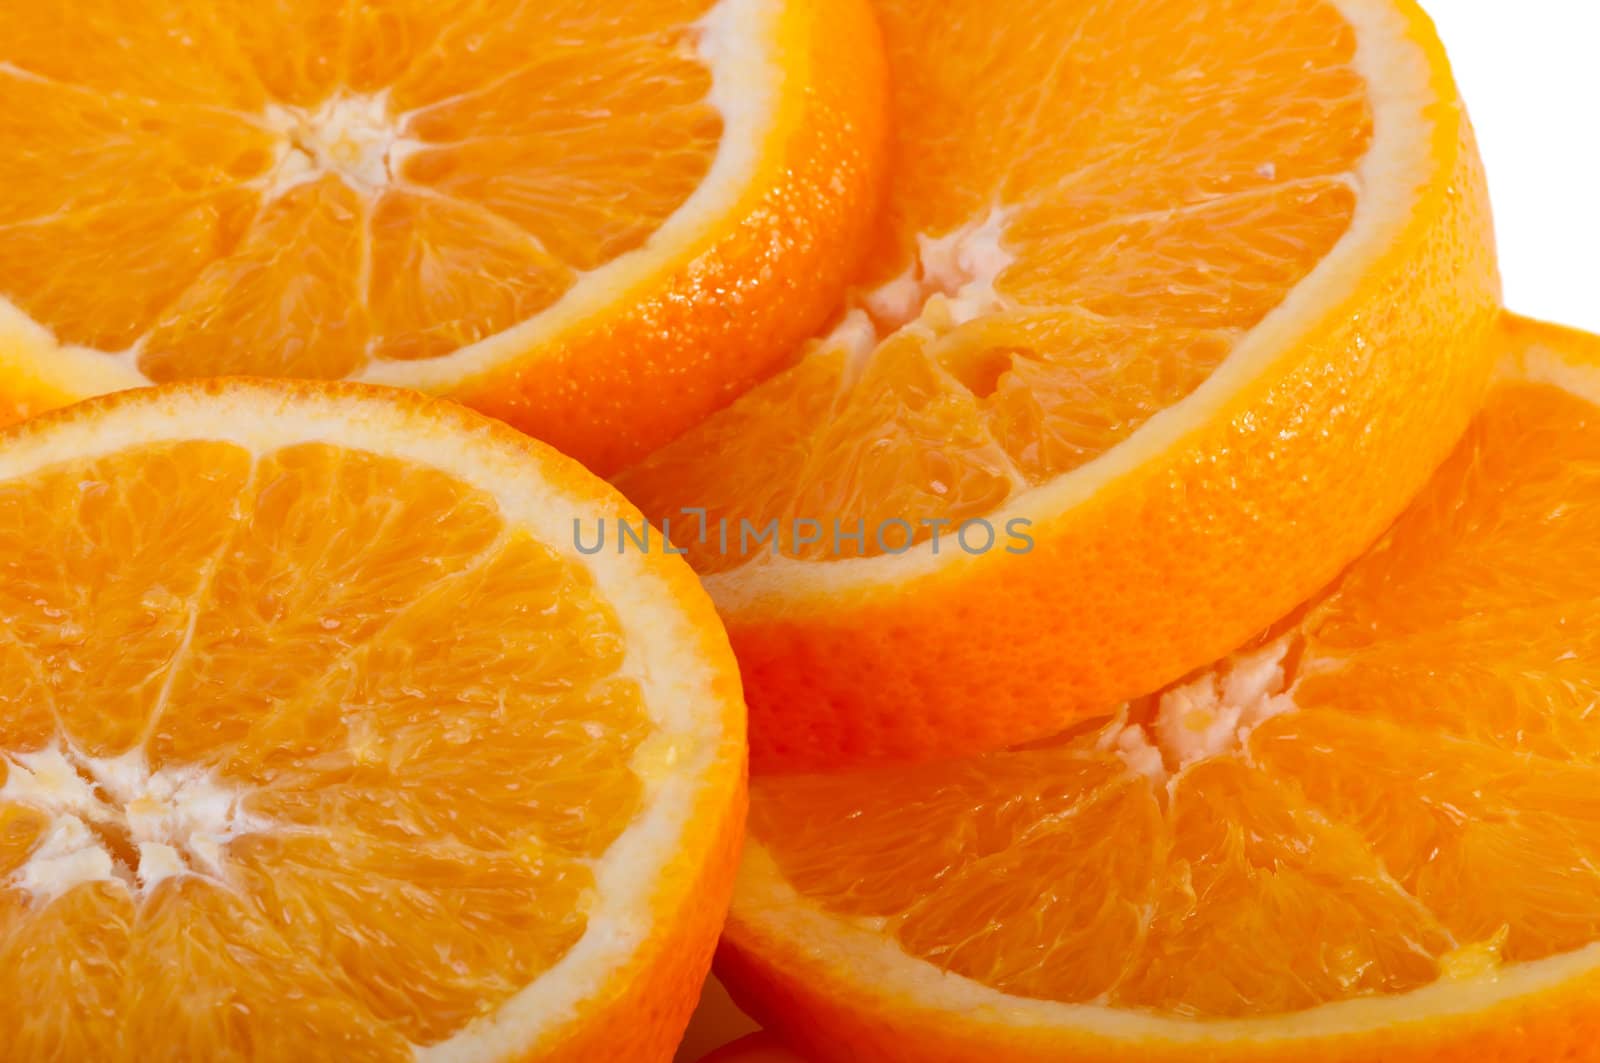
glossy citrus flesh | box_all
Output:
[0,382,744,1060]
[0,0,888,471]
[618,0,1500,769]
[1,0,723,370]
[723,323,1600,1061]
[630,0,1370,570]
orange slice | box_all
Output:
[0,381,745,1059]
[716,318,1600,1062]
[0,0,888,474]
[618,0,1501,769]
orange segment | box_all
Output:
[136,443,505,769]
[0,1,264,109]
[617,0,1500,769]
[0,80,271,227]
[0,441,256,757]
[1113,755,1449,1017]
[364,191,573,363]
[216,0,347,106]
[142,178,372,380]
[1,880,134,1058]
[118,878,406,1060]
[229,831,589,1044]
[0,73,267,352]
[0,381,745,1059]
[717,319,1600,1063]
[1251,713,1600,968]
[0,0,889,473]
[394,7,722,273]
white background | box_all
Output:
[1429,1,1599,330]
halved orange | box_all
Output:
[715,318,1600,1062]
[0,0,888,474]
[0,380,745,1059]
[618,0,1501,770]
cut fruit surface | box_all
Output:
[0,381,746,1060]
[618,0,1501,769]
[0,0,888,473]
[718,318,1600,1062]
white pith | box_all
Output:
[816,206,1018,383]
[1,745,269,899]
[258,92,415,200]
[862,208,1016,334]
[1103,637,1299,786]
[704,0,1446,615]
[0,385,743,1060]
[0,0,783,397]
[731,328,1600,1048]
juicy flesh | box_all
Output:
[0,0,721,374]
[0,438,652,1056]
[751,382,1600,1019]
[620,0,1370,572]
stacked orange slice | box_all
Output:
[716,318,1600,1063]
[0,0,887,473]
[0,381,745,1059]
[0,0,1580,1060]
[619,0,1502,770]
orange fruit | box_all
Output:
[0,0,888,475]
[617,0,1501,770]
[716,317,1600,1062]
[0,380,745,1059]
